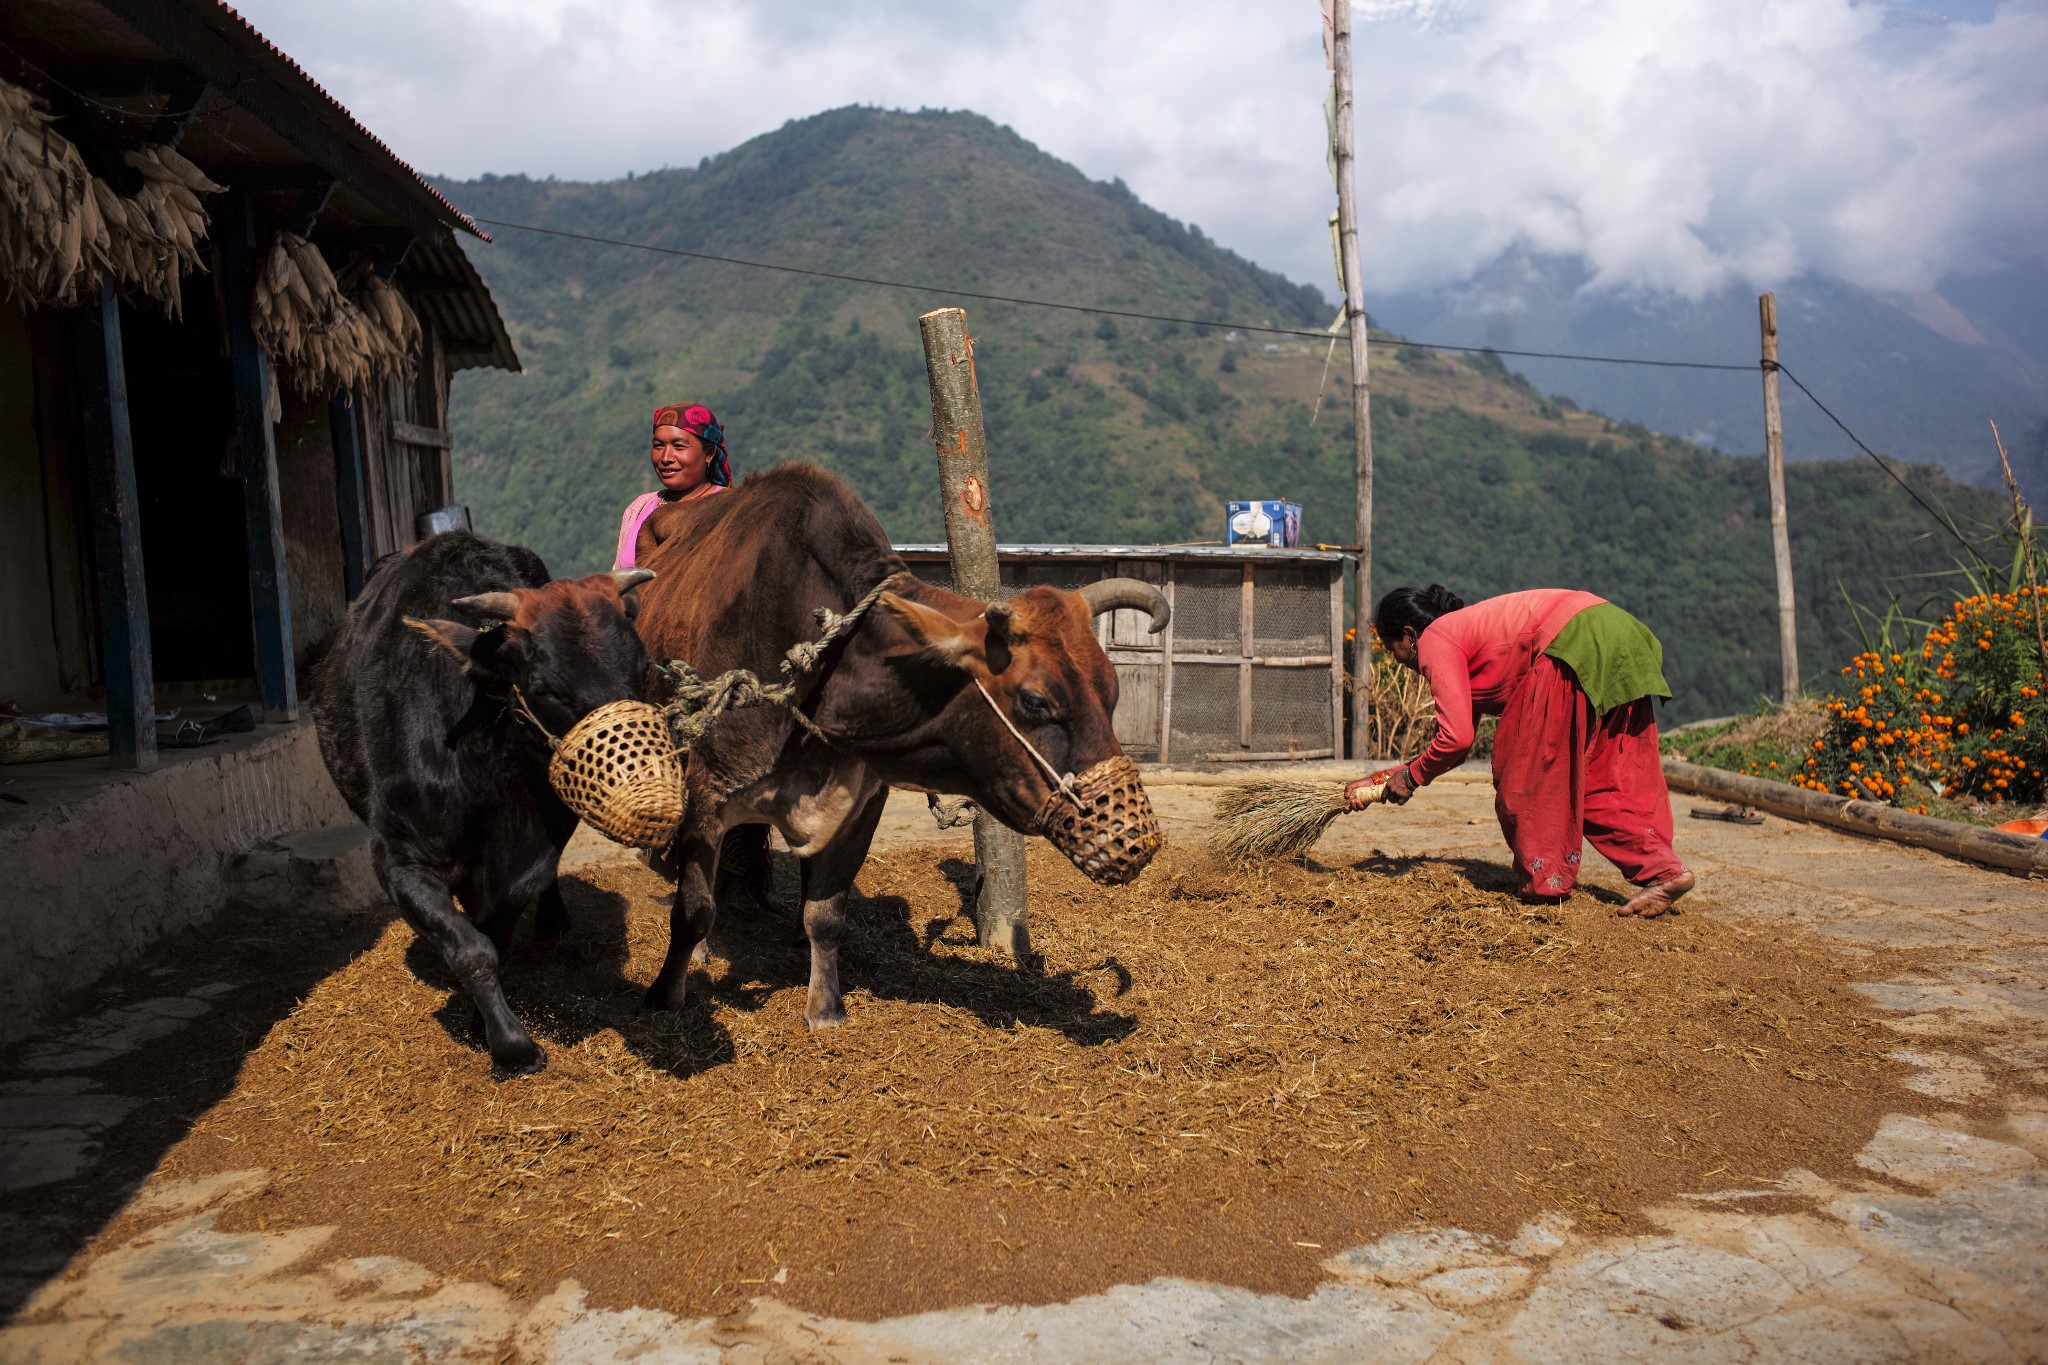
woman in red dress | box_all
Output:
[1351,584,1696,917]
[612,402,732,570]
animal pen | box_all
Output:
[897,544,1350,763]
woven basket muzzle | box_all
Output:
[545,699,686,849]
[1035,753,1162,885]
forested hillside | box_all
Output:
[440,106,2013,722]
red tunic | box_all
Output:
[1408,588,1604,785]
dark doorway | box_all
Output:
[122,279,251,683]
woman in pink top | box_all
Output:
[612,402,731,570]
[1348,584,1695,917]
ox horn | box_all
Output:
[1078,578,1170,633]
[610,568,655,593]
[451,591,521,621]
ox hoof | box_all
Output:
[644,980,688,1013]
[805,1002,847,1031]
[492,1040,547,1078]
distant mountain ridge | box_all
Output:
[1369,251,2048,503]
[439,106,2015,722]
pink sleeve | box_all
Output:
[613,493,660,570]
[1409,632,1476,786]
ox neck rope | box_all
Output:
[651,570,910,760]
[971,673,1086,811]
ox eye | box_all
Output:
[1016,688,1056,722]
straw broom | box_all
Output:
[1210,779,1388,860]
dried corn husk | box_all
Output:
[0,78,98,306]
[0,76,221,315]
[252,231,420,397]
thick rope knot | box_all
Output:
[654,571,908,759]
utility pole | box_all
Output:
[918,306,1030,958]
[1331,0,1376,757]
[1759,292,1798,702]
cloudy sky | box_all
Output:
[233,0,2046,302]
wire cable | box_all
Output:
[472,217,1756,373]
[1773,362,1994,569]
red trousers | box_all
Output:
[1490,654,1685,898]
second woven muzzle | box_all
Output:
[546,699,686,849]
[1035,753,1162,884]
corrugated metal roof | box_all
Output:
[203,1,488,241]
[405,237,520,374]
[895,544,1353,564]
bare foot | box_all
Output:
[1619,870,1695,918]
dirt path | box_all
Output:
[2,772,2043,1361]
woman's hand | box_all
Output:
[1346,766,1415,809]
[1382,767,1417,804]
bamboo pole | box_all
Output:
[1759,292,1798,703]
[1333,0,1375,758]
[918,306,1031,958]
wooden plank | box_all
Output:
[390,419,451,450]
[1239,562,1255,750]
[220,193,298,723]
[1158,571,1176,764]
[328,391,372,598]
[919,307,1028,958]
[1201,748,1338,763]
[1170,654,1334,668]
[69,280,157,770]
[1329,560,1346,758]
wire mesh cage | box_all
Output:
[898,545,1347,764]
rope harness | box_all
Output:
[504,570,1082,817]
[650,571,908,759]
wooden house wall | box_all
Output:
[0,304,95,707]
[360,324,452,559]
[274,393,349,667]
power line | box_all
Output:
[474,217,1986,558]
[472,217,1756,374]
[1773,362,1994,570]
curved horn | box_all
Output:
[1078,578,1170,633]
[450,591,521,621]
[609,568,655,593]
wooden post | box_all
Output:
[918,306,1030,958]
[71,279,157,770]
[1759,292,1798,702]
[1333,0,1376,758]
[220,193,298,722]
[330,389,372,599]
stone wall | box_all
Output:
[0,722,356,1046]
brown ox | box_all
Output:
[632,463,1165,1027]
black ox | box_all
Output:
[312,531,654,1075]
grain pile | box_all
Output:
[251,233,421,396]
[1,77,223,313]
[144,844,1907,1322]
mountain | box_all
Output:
[438,107,2016,723]
[1369,251,2048,503]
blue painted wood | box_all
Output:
[219,193,298,723]
[71,280,157,770]
[329,391,372,598]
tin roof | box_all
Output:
[895,544,1353,564]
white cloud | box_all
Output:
[232,0,2047,300]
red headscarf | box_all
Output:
[652,402,730,486]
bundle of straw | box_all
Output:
[1210,779,1385,861]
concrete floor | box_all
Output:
[3,770,2045,1362]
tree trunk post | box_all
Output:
[918,306,1031,958]
[1759,292,1799,703]
[1333,0,1376,757]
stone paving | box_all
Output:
[2,774,2044,1362]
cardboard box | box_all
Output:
[1225,500,1302,547]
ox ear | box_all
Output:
[404,616,479,663]
[878,591,985,672]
